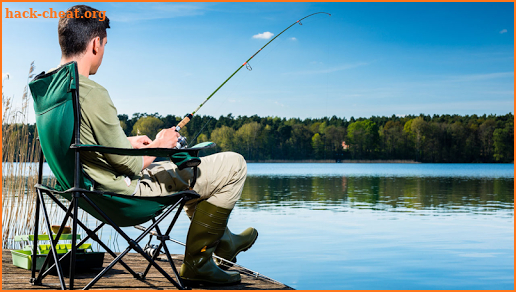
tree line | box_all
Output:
[118,112,514,163]
[5,113,512,163]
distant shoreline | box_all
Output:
[246,159,421,163]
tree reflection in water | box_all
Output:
[239,176,513,214]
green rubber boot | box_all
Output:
[214,227,258,269]
[179,200,241,286]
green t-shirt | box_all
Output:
[78,74,143,195]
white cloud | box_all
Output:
[289,37,297,41]
[252,32,274,40]
[499,29,508,34]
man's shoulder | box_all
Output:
[79,75,108,94]
[78,75,111,104]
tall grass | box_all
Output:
[3,64,109,251]
[2,62,44,249]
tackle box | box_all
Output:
[11,234,105,273]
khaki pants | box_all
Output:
[136,152,247,217]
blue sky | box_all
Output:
[2,2,514,123]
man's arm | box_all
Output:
[82,86,143,176]
[127,128,180,169]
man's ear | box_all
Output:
[92,37,101,55]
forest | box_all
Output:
[6,113,513,163]
[115,112,514,163]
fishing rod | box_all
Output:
[135,225,287,286]
[174,12,331,148]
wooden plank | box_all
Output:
[2,250,292,290]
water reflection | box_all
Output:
[240,176,514,215]
[3,163,514,289]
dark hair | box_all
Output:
[58,5,110,57]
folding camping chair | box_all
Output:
[28,61,213,290]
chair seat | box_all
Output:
[36,184,199,227]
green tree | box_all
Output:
[324,125,346,159]
[235,122,262,159]
[346,120,379,159]
[493,120,514,162]
[311,133,325,159]
[210,125,236,152]
[479,119,496,161]
[410,117,428,161]
[131,116,164,139]
[382,121,406,159]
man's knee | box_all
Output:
[224,152,247,178]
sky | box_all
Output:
[2,2,514,124]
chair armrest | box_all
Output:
[71,141,215,157]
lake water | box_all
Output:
[5,163,514,289]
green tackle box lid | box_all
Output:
[14,234,81,242]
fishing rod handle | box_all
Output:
[176,113,193,132]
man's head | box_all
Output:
[58,5,110,75]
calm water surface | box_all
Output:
[8,163,514,289]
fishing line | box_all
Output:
[189,15,330,145]
[175,12,331,148]
[188,37,286,146]
[188,64,251,145]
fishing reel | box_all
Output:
[175,133,188,149]
[143,243,160,258]
[174,124,188,149]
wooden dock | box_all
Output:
[2,250,292,290]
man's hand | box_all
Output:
[127,135,152,149]
[154,127,180,148]
[132,128,180,170]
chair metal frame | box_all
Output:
[29,61,206,290]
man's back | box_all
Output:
[78,75,143,195]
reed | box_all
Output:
[2,62,40,249]
[2,63,97,250]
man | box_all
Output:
[56,5,258,285]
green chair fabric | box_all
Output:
[29,63,92,191]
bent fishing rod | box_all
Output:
[174,12,331,148]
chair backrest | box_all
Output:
[29,62,93,191]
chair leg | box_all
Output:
[83,231,183,290]
[42,191,141,279]
[30,189,42,285]
[141,201,186,288]
[34,192,77,284]
[161,240,183,286]
[69,193,80,290]
[141,241,163,279]
[141,219,162,279]
[34,190,192,290]
[160,200,187,287]
[80,195,187,290]
[38,190,67,290]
